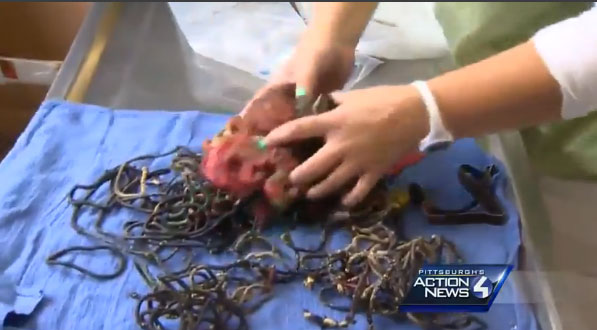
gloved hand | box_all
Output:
[240,29,355,121]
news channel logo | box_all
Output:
[399,264,513,313]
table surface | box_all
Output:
[45,2,597,330]
[0,100,533,330]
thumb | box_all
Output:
[264,113,333,146]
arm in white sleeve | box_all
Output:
[533,5,597,120]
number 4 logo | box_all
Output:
[472,276,493,299]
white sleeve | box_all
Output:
[532,5,597,120]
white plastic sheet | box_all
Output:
[295,2,449,60]
[89,2,450,112]
[167,2,383,89]
[168,2,449,89]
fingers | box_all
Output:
[294,52,333,98]
[306,163,358,199]
[290,145,341,186]
[342,173,380,207]
[264,111,335,146]
[295,70,319,100]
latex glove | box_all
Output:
[264,85,429,207]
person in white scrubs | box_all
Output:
[243,2,597,207]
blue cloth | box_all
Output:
[0,101,537,330]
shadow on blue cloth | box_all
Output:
[0,101,536,330]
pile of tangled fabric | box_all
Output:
[43,93,504,330]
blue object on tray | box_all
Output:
[0,101,537,330]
